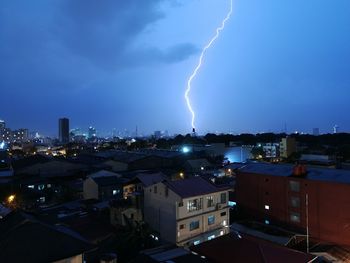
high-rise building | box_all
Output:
[0,120,5,130]
[0,120,5,142]
[59,118,69,144]
[333,125,339,134]
[88,126,96,139]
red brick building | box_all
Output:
[236,163,350,246]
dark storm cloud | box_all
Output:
[54,0,197,69]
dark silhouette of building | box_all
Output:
[59,118,69,144]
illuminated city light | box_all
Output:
[7,194,15,203]
[182,146,190,153]
[185,0,233,130]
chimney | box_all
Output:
[292,164,307,177]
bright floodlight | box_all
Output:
[182,146,190,153]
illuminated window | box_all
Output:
[187,198,202,212]
[264,205,270,210]
[208,235,215,241]
[290,212,300,223]
[208,215,215,225]
[190,220,200,231]
[113,189,119,195]
[220,231,224,236]
[265,220,270,225]
[193,240,200,245]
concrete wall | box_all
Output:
[236,171,350,246]
[144,182,230,245]
[144,182,179,243]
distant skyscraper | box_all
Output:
[59,118,69,143]
[88,126,96,139]
[0,120,5,141]
[333,125,339,134]
[0,120,5,130]
[154,130,161,139]
[313,128,319,136]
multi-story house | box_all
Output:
[144,177,230,246]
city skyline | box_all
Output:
[1,0,350,135]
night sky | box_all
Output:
[1,0,350,136]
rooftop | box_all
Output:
[239,163,350,184]
[164,177,229,198]
[0,212,94,263]
[191,233,316,263]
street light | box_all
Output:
[7,194,15,203]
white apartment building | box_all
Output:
[144,177,230,246]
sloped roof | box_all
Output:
[186,159,212,169]
[191,233,316,263]
[164,177,228,198]
[0,212,94,263]
[89,170,121,178]
[92,176,127,187]
[136,172,168,187]
[16,160,87,177]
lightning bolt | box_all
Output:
[185,0,233,131]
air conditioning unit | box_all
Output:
[216,203,224,210]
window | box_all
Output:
[130,213,134,219]
[206,196,214,207]
[165,187,168,197]
[154,186,157,194]
[290,212,300,223]
[208,215,215,225]
[208,235,215,241]
[38,184,45,191]
[220,193,227,204]
[179,224,185,230]
[290,196,300,208]
[228,201,236,207]
[178,202,183,207]
[265,220,270,225]
[113,189,120,195]
[187,198,202,212]
[289,181,300,192]
[193,240,200,245]
[264,205,270,210]
[27,185,34,189]
[190,220,200,231]
[220,212,227,217]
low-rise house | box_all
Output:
[83,170,126,200]
[144,177,231,246]
[0,211,95,263]
[183,159,212,174]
